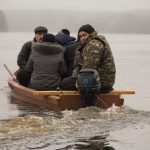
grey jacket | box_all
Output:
[25,42,67,90]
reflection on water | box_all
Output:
[0,104,150,149]
[0,87,20,120]
[9,96,63,118]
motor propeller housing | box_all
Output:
[76,69,101,106]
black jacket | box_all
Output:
[17,41,33,70]
[64,41,81,76]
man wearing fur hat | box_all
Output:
[72,24,116,93]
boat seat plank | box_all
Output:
[32,90,135,96]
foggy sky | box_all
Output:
[0,0,150,11]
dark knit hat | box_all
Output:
[61,29,70,35]
[34,26,48,33]
[43,33,55,43]
[78,24,95,34]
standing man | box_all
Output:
[62,24,116,93]
[17,26,48,86]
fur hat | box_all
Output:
[43,33,55,43]
[78,24,95,34]
[34,26,48,33]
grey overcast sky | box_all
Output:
[0,0,150,11]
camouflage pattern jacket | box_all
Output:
[72,32,116,89]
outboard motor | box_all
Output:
[76,69,101,107]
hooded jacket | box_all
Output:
[25,42,67,90]
[55,32,76,46]
[55,32,79,76]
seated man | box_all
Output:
[25,33,67,90]
[55,29,81,76]
[61,24,116,93]
[17,26,48,86]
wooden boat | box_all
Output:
[7,77,135,111]
[4,64,135,111]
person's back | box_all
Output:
[55,29,76,46]
[55,29,80,76]
[88,34,116,91]
[72,24,116,93]
[25,34,67,90]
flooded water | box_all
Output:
[0,33,150,149]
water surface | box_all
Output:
[0,33,150,149]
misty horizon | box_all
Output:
[1,0,150,33]
[1,9,150,34]
[1,0,150,11]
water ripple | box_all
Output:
[0,105,150,149]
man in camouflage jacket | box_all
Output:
[72,24,116,92]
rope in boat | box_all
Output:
[95,94,109,109]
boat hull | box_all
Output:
[8,79,124,111]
